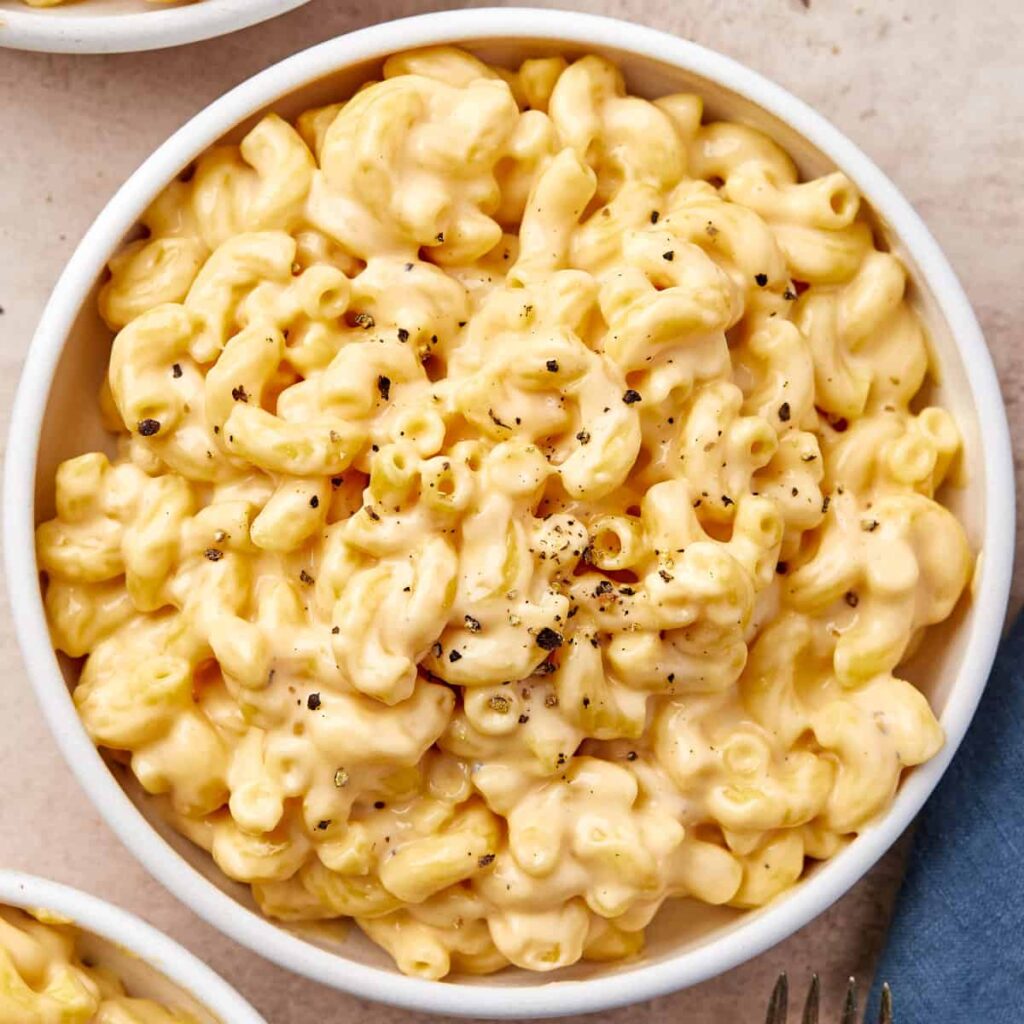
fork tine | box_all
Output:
[801,973,819,1024]
[839,977,857,1024]
[765,972,789,1024]
[877,982,893,1024]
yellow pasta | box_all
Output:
[0,906,200,1023]
[37,48,972,979]
[22,0,187,6]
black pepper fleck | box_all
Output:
[535,627,563,651]
[138,418,161,437]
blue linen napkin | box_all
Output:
[868,611,1024,1021]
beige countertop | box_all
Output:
[1,1,1021,1021]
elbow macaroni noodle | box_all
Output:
[38,48,973,979]
[0,906,199,1022]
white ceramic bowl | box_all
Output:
[0,0,310,54]
[3,8,1014,1018]
[0,872,266,1022]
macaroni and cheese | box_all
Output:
[37,47,973,979]
[0,906,199,1022]
[19,0,189,7]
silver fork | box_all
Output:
[764,974,893,1023]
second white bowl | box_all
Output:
[0,872,266,1023]
[0,0,310,54]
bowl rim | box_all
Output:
[3,7,1015,1017]
[0,0,310,55]
[0,871,267,1022]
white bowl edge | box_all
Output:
[0,871,267,1023]
[0,0,310,55]
[2,8,1015,1018]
